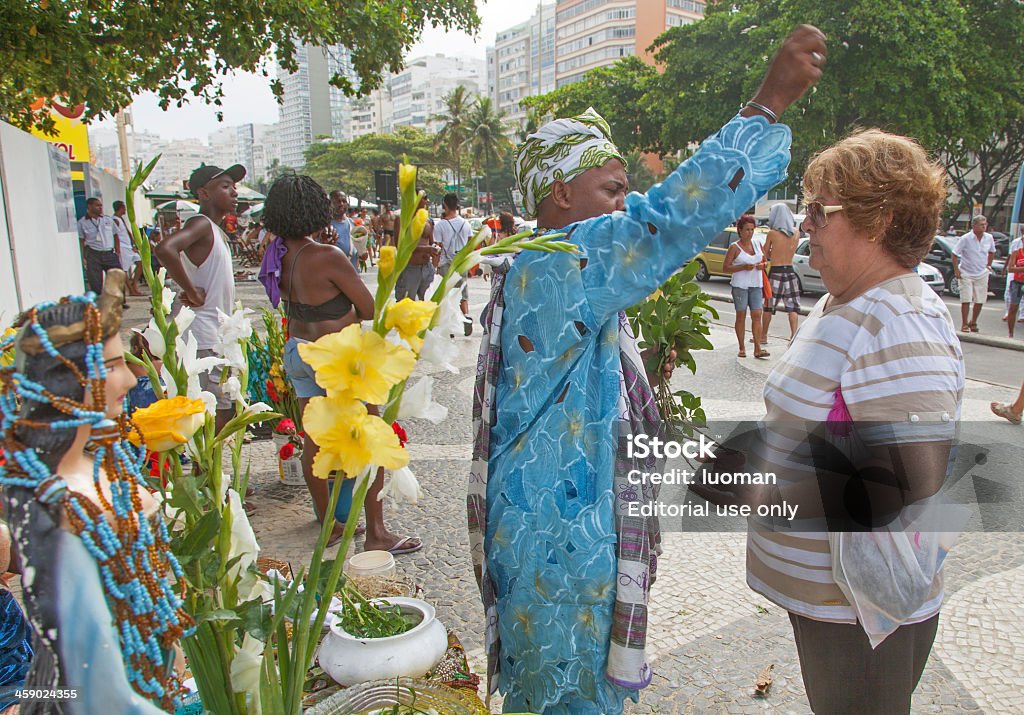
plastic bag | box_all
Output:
[829,501,968,648]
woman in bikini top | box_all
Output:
[263,175,422,555]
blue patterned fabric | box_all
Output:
[0,589,33,710]
[485,115,791,714]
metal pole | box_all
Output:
[116,109,131,182]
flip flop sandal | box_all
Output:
[737,350,747,358]
[754,350,771,359]
[991,402,1022,425]
[969,324,980,332]
[386,536,423,555]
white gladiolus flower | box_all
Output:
[230,634,265,697]
[226,489,271,603]
[175,331,225,402]
[157,267,173,315]
[140,319,166,359]
[243,402,272,417]
[223,375,244,403]
[436,285,464,336]
[419,328,458,374]
[214,307,254,370]
[174,306,196,335]
[398,377,448,424]
[378,466,423,506]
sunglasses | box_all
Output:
[804,201,844,228]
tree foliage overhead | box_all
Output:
[521,56,662,154]
[653,0,1024,212]
[1,0,480,132]
[302,126,447,203]
[527,0,1024,220]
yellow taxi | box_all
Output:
[690,225,769,281]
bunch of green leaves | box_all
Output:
[626,261,718,435]
[337,587,417,639]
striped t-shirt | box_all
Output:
[747,274,965,623]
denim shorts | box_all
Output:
[1010,280,1024,306]
[732,285,764,312]
[283,337,326,398]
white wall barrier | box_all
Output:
[0,120,84,321]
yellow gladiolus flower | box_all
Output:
[129,395,206,452]
[398,162,417,196]
[303,396,408,478]
[384,298,437,352]
[297,323,415,404]
[411,208,429,242]
[378,245,397,277]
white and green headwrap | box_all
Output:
[514,107,624,219]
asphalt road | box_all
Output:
[700,277,1023,389]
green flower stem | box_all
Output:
[281,470,353,712]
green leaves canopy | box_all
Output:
[528,0,1024,218]
[1,0,480,132]
[303,126,447,202]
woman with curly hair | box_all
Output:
[742,130,964,713]
[260,175,421,554]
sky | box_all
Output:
[93,2,539,143]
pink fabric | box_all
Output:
[827,387,853,437]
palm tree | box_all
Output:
[466,97,512,214]
[432,85,472,196]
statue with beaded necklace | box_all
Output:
[0,271,190,713]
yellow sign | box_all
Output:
[29,98,90,163]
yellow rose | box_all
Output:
[384,298,437,352]
[410,208,429,242]
[129,395,207,452]
[378,245,397,278]
[297,323,415,404]
[303,396,408,478]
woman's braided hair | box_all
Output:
[262,174,332,240]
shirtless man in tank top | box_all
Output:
[156,163,245,431]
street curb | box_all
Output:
[702,291,1024,352]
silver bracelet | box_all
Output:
[744,100,779,123]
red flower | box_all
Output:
[279,442,296,460]
[275,418,296,434]
[266,378,280,402]
[391,421,408,447]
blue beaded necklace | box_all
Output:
[0,294,192,711]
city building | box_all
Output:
[277,43,358,168]
[209,125,239,169]
[350,87,394,139]
[554,0,705,87]
[488,3,556,131]
[147,139,207,190]
[389,54,486,134]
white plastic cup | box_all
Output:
[345,550,397,578]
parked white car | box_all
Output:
[792,238,944,295]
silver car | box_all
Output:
[792,238,944,295]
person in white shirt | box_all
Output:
[951,215,995,332]
[76,197,120,294]
[433,193,474,335]
[112,200,142,296]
